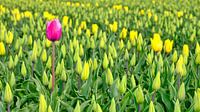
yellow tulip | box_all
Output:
[182,44,189,57]
[164,39,173,53]
[0,42,6,55]
[81,61,90,81]
[195,42,200,55]
[39,94,47,112]
[150,33,163,52]
[129,30,138,46]
[92,24,98,35]
[6,31,14,44]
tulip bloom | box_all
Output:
[151,33,163,52]
[46,19,62,93]
[164,39,173,53]
[46,19,62,41]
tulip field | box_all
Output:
[1,0,200,112]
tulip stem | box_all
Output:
[32,62,34,77]
[152,91,156,102]
[177,75,180,90]
[7,104,10,112]
[138,104,141,112]
[52,42,55,93]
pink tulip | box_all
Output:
[46,19,62,41]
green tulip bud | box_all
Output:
[172,50,178,63]
[106,68,114,86]
[178,82,185,100]
[55,62,61,76]
[131,75,136,88]
[127,40,131,50]
[18,46,23,58]
[130,53,136,66]
[21,61,27,78]
[48,75,52,90]
[194,90,200,112]
[79,44,84,57]
[146,53,153,65]
[103,53,109,69]
[76,57,82,75]
[31,41,37,62]
[61,71,67,81]
[8,55,14,69]
[119,75,127,94]
[14,55,19,66]
[46,56,52,69]
[48,105,53,112]
[195,53,200,65]
[109,98,116,112]
[135,85,144,104]
[74,47,79,62]
[149,101,155,112]
[5,83,13,103]
[124,49,129,60]
[152,71,161,90]
[174,99,181,112]
[9,72,15,87]
[93,58,98,71]
[95,103,103,112]
[42,71,49,86]
[61,44,66,58]
[74,101,80,112]
[41,49,47,62]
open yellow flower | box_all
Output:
[151,33,163,52]
[164,39,173,53]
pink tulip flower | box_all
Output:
[46,19,62,41]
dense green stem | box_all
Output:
[52,42,55,93]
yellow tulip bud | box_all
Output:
[164,39,173,53]
[100,38,105,49]
[48,105,53,112]
[9,72,16,87]
[172,50,178,63]
[86,29,91,38]
[42,71,49,86]
[74,101,80,112]
[131,75,136,88]
[46,56,52,69]
[41,49,47,62]
[182,44,189,57]
[45,39,51,48]
[112,43,117,59]
[6,31,13,44]
[74,47,79,62]
[120,28,127,39]
[152,71,161,90]
[150,33,163,52]
[106,68,114,86]
[119,75,127,94]
[171,63,175,73]
[146,53,153,65]
[92,24,98,35]
[39,94,47,112]
[81,61,90,81]
[48,75,52,90]
[21,61,27,77]
[0,42,6,55]
[4,83,13,103]
[149,101,155,112]
[195,53,200,65]
[109,98,116,112]
[76,57,82,75]
[137,33,143,51]
[8,55,14,69]
[127,40,131,50]
[61,44,66,58]
[176,55,184,76]
[130,53,136,66]
[135,85,144,104]
[103,53,109,69]
[178,82,185,100]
